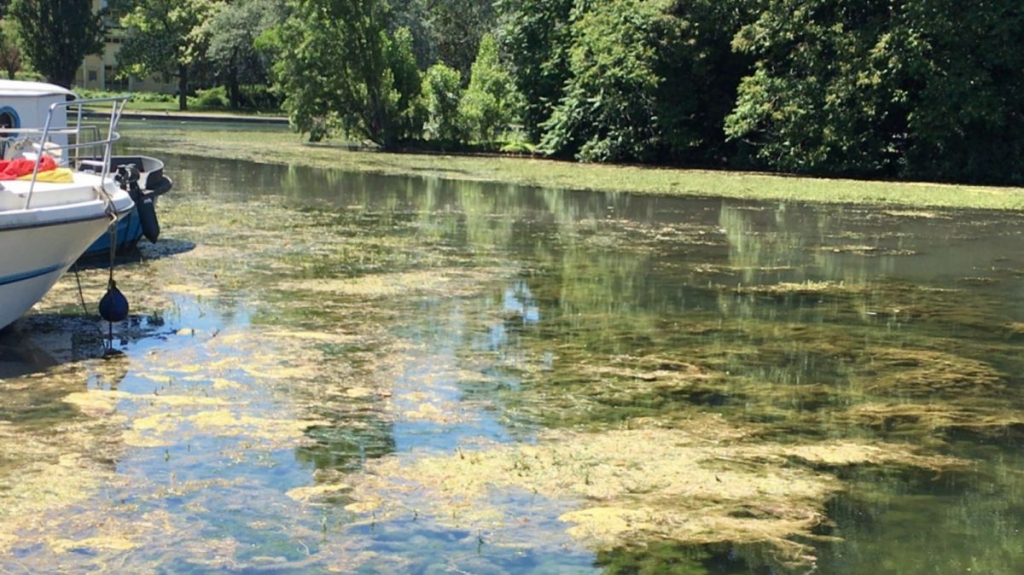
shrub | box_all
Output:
[190,86,229,110]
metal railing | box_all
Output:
[0,94,130,209]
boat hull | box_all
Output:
[0,213,117,330]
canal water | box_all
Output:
[3,151,1024,574]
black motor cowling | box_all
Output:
[115,163,160,243]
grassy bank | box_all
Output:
[123,121,1024,211]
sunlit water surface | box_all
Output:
[3,148,1024,574]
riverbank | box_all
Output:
[119,115,1024,212]
[91,109,289,125]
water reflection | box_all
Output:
[5,149,1024,573]
[0,331,58,379]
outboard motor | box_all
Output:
[115,163,160,243]
[115,163,141,199]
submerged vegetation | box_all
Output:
[5,158,1024,572]
[340,418,961,572]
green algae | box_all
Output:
[5,155,1024,573]
[337,416,962,570]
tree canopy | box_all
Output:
[9,0,103,88]
[724,0,1024,184]
[205,0,286,109]
[114,0,220,110]
[270,0,423,149]
[100,0,1024,185]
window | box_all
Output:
[0,107,21,136]
[105,66,128,92]
[88,70,98,83]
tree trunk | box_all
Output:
[178,64,189,111]
[228,53,240,110]
[229,70,240,110]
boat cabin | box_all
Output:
[0,79,75,148]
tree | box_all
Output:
[540,0,663,162]
[0,21,22,80]
[8,0,103,88]
[205,0,287,109]
[893,0,1024,184]
[424,0,495,81]
[388,0,495,78]
[726,0,1024,184]
[495,0,574,141]
[114,0,220,111]
[652,0,755,166]
[459,33,519,142]
[726,0,902,177]
[422,63,464,144]
[271,0,424,149]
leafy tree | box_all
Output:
[540,0,663,162]
[726,0,901,176]
[205,0,286,109]
[422,62,464,143]
[726,0,1024,184]
[114,0,220,111]
[459,33,519,142]
[495,0,574,141]
[387,27,426,142]
[271,0,424,149]
[388,0,495,79]
[8,0,104,88]
[894,0,1024,184]
[385,0,430,67]
[425,0,495,81]
[653,0,755,166]
[494,0,756,164]
[0,22,22,80]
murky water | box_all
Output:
[4,149,1024,574]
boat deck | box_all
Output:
[0,172,104,210]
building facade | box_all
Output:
[75,0,174,93]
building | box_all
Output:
[75,0,174,93]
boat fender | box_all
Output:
[138,193,160,243]
[99,280,129,323]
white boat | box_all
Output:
[0,80,172,258]
[0,92,135,330]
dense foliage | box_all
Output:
[113,0,221,110]
[105,0,1024,185]
[204,0,285,109]
[459,33,519,143]
[10,0,103,88]
[726,0,1024,184]
[272,0,424,149]
[422,63,464,144]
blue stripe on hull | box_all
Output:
[0,263,63,287]
[85,208,142,256]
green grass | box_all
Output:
[126,100,180,112]
[121,120,1024,212]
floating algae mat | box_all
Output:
[5,151,1024,573]
[339,416,961,571]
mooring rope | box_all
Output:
[72,264,89,316]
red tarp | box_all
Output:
[0,156,56,180]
